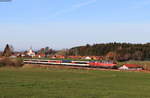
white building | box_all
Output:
[119,65,129,70]
[27,48,35,57]
[119,64,143,70]
[85,56,92,60]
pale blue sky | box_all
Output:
[0,0,150,50]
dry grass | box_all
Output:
[0,57,23,67]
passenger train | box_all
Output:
[23,59,117,69]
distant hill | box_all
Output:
[68,43,150,61]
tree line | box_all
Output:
[68,43,150,61]
[36,46,56,56]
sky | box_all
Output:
[0,0,150,51]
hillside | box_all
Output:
[68,43,150,61]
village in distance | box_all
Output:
[1,42,150,71]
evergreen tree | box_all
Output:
[3,44,13,57]
[68,43,150,61]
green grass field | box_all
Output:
[0,68,150,98]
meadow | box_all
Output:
[0,67,150,98]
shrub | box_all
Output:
[0,58,23,67]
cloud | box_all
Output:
[53,0,97,16]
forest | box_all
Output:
[68,43,150,61]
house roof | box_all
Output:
[124,64,142,68]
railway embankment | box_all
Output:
[23,64,150,74]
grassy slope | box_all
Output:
[0,68,150,98]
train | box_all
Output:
[23,59,118,69]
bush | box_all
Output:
[0,58,23,67]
